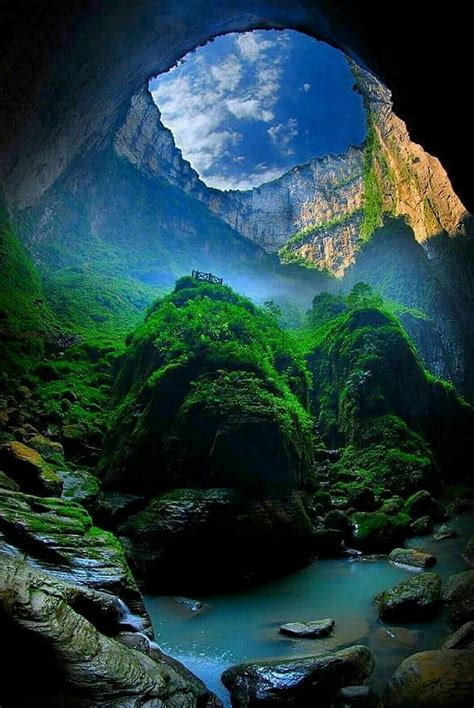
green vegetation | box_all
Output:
[100,276,313,494]
[360,118,386,241]
[278,210,363,266]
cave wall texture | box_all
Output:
[1,0,473,213]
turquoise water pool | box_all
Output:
[145,515,474,705]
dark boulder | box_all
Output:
[443,621,474,650]
[0,441,62,496]
[388,547,437,568]
[442,570,474,626]
[403,491,447,522]
[221,645,375,707]
[351,511,410,552]
[409,515,433,535]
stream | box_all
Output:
[145,514,474,705]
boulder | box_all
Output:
[313,527,345,555]
[347,485,376,512]
[409,515,433,535]
[58,467,100,508]
[351,511,410,552]
[27,434,64,461]
[174,597,211,615]
[443,621,474,649]
[403,491,447,522]
[433,524,456,541]
[120,488,316,592]
[383,649,474,707]
[336,685,377,706]
[0,555,221,707]
[463,535,474,568]
[375,572,441,621]
[279,618,335,638]
[95,491,147,529]
[323,510,353,540]
[381,496,404,515]
[442,570,474,626]
[0,441,62,496]
[221,645,375,707]
[388,547,437,568]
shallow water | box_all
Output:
[145,515,474,705]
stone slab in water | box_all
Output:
[279,618,335,638]
[388,547,437,568]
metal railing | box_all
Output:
[191,270,223,285]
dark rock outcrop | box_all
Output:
[221,645,374,707]
[442,570,474,626]
[0,555,221,707]
[443,621,474,650]
[0,441,63,496]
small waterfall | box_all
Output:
[115,597,144,631]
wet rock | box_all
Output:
[323,510,353,540]
[337,684,377,706]
[314,527,345,555]
[58,467,100,508]
[410,515,433,535]
[383,649,474,707]
[279,618,335,638]
[433,524,456,541]
[221,645,375,707]
[0,441,62,496]
[442,570,474,626]
[27,434,64,461]
[0,488,146,620]
[388,547,437,568]
[403,491,447,522]
[443,621,474,649]
[375,572,441,621]
[463,535,474,567]
[0,555,222,707]
[351,511,410,552]
[174,597,211,615]
[95,490,147,529]
[372,626,420,651]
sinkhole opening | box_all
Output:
[148,29,367,192]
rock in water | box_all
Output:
[337,684,377,706]
[403,491,447,522]
[383,649,474,707]
[279,618,335,638]
[221,645,374,706]
[388,547,437,568]
[0,555,222,707]
[442,570,474,626]
[443,621,474,650]
[433,524,456,541]
[375,572,441,621]
[463,535,474,568]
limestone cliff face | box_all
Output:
[116,83,469,278]
[352,63,469,243]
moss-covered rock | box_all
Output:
[403,490,447,521]
[57,467,100,508]
[410,515,434,535]
[388,547,436,569]
[375,572,441,621]
[27,434,64,461]
[119,488,315,591]
[381,496,404,514]
[351,510,411,552]
[0,470,19,491]
[100,280,313,496]
[0,441,62,496]
[0,488,144,618]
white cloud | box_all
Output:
[206,166,285,191]
[267,118,299,154]
[150,30,292,188]
[302,83,311,92]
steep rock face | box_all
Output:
[352,63,468,243]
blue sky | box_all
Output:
[149,30,366,191]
